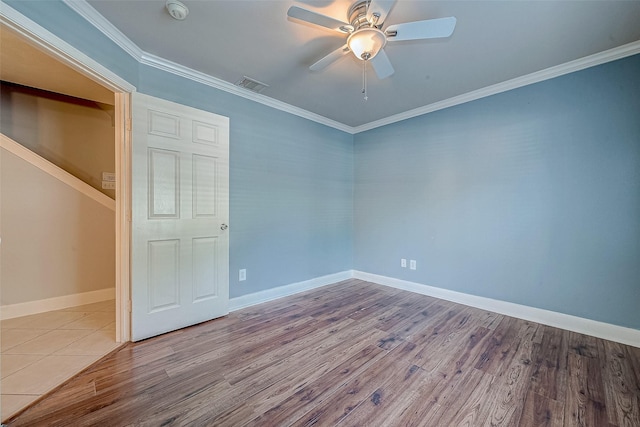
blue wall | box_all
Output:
[4,0,353,298]
[354,55,640,329]
[6,1,639,328]
[137,66,353,297]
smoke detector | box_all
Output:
[166,0,189,20]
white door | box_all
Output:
[131,92,229,341]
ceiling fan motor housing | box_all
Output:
[348,1,379,30]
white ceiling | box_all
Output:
[84,0,640,128]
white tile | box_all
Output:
[58,312,114,330]
[1,354,45,378]
[1,355,97,395]
[61,300,115,313]
[101,321,116,331]
[4,329,93,355]
[0,329,49,352]
[1,394,39,422]
[1,311,87,330]
[55,329,119,356]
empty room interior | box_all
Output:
[0,0,639,425]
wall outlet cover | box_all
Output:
[102,180,116,190]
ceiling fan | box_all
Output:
[287,0,457,80]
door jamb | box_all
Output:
[1,4,136,342]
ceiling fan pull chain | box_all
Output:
[362,60,368,101]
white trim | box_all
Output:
[61,0,143,61]
[229,270,353,311]
[0,4,133,342]
[60,0,351,133]
[352,271,640,348]
[1,133,116,211]
[50,1,640,134]
[114,92,132,343]
[0,2,135,94]
[139,53,353,133]
[353,40,640,133]
[1,288,115,320]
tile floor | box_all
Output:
[1,300,121,422]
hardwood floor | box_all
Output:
[6,279,640,426]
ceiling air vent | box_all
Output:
[235,76,269,93]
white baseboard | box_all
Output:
[353,271,640,348]
[229,270,353,312]
[1,288,115,320]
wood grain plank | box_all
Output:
[530,325,569,401]
[564,352,612,427]
[474,316,530,375]
[291,343,421,426]
[599,339,640,427]
[237,328,389,417]
[246,344,386,426]
[518,390,564,427]
[481,320,539,426]
[425,367,493,426]
[336,363,427,426]
[7,281,638,426]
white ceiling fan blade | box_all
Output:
[287,6,350,33]
[370,49,394,79]
[386,17,457,41]
[310,45,350,71]
[366,0,396,26]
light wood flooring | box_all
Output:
[5,280,640,426]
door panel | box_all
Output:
[131,92,229,341]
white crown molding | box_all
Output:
[354,40,640,133]
[353,271,640,349]
[61,0,352,133]
[0,1,135,93]
[139,52,354,134]
[35,1,640,135]
[62,0,143,60]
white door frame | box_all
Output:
[1,4,136,341]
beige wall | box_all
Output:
[0,147,115,305]
[0,83,115,199]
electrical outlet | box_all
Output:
[410,260,417,270]
[102,180,116,190]
[401,259,407,268]
[239,269,246,281]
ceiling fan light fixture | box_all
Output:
[347,27,386,61]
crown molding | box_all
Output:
[354,40,640,133]
[60,1,640,135]
[0,1,135,93]
[139,52,354,134]
[62,0,353,134]
[62,0,143,60]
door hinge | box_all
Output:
[127,300,132,312]
[125,118,132,131]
